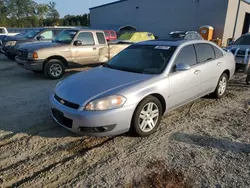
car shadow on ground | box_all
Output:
[171,132,250,154]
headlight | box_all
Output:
[27,52,38,59]
[5,41,16,46]
[85,95,126,111]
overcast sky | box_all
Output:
[34,0,117,17]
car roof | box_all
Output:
[136,39,208,47]
[137,39,188,46]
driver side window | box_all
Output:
[172,45,197,72]
[75,32,95,45]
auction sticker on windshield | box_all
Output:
[154,46,171,50]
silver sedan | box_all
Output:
[50,39,235,137]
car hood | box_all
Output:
[18,42,66,51]
[4,35,28,41]
[55,67,154,106]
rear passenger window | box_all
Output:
[174,45,197,67]
[196,44,216,63]
[96,32,106,44]
[76,32,94,45]
[213,46,224,58]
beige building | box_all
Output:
[224,0,250,45]
[90,0,250,46]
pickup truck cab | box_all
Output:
[2,26,74,60]
[15,29,130,79]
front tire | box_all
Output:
[212,73,228,99]
[131,96,163,137]
[44,59,65,79]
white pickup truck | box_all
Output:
[0,27,19,49]
[0,27,19,36]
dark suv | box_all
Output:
[1,27,74,60]
[168,31,203,40]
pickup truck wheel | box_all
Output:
[44,59,65,79]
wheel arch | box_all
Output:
[223,69,230,79]
[43,55,68,70]
[133,93,167,116]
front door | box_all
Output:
[168,45,202,109]
[71,32,99,64]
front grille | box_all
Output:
[54,94,80,110]
[17,49,28,59]
[52,109,72,128]
[231,49,250,58]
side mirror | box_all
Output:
[73,40,82,46]
[175,63,191,71]
[37,36,45,41]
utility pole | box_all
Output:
[232,0,241,39]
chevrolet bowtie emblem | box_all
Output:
[60,100,65,104]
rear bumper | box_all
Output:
[16,57,44,71]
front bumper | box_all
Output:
[49,94,136,136]
[2,46,17,57]
[16,57,44,71]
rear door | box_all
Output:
[71,31,99,64]
[194,43,224,94]
[168,44,202,109]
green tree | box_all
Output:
[47,1,60,25]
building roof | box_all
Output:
[90,0,128,10]
[90,0,250,10]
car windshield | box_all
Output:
[104,45,176,74]
[53,30,77,44]
[233,35,250,45]
[23,29,42,39]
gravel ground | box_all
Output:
[0,54,249,188]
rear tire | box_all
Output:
[44,59,65,79]
[131,96,163,137]
[212,73,228,99]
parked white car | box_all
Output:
[50,39,236,137]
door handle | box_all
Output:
[93,47,97,50]
[194,70,201,75]
[217,62,221,66]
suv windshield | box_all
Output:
[104,45,176,74]
[53,30,77,44]
[23,29,42,39]
[234,35,250,45]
